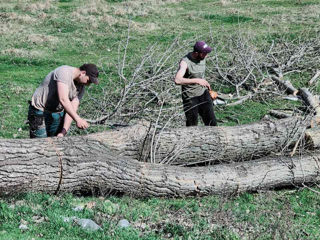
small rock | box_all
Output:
[118,219,130,228]
[20,219,28,225]
[19,224,28,230]
[32,215,45,223]
[75,219,101,231]
[211,224,221,229]
[140,222,147,230]
[72,206,84,211]
[62,216,78,222]
[307,211,316,216]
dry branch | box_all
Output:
[269,110,294,119]
[78,30,320,131]
[226,94,252,106]
[271,75,298,95]
[308,70,320,86]
[299,88,320,116]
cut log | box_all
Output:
[140,117,307,165]
[271,76,298,95]
[299,88,320,116]
[0,117,308,167]
[1,139,320,197]
[305,127,320,149]
[0,117,318,197]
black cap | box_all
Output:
[80,63,99,84]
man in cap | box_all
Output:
[28,63,99,138]
[174,41,217,126]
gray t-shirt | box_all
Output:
[31,65,85,112]
[181,52,206,100]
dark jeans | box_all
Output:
[28,104,65,138]
[183,90,217,126]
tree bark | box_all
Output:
[91,117,307,165]
[0,117,307,166]
[0,117,315,197]
[1,138,320,197]
[305,127,320,149]
[139,117,307,165]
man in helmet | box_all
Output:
[174,41,217,126]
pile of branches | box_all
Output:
[79,29,320,129]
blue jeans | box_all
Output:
[28,105,65,138]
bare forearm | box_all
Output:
[175,77,211,89]
[175,77,202,85]
[59,98,81,122]
[62,99,79,131]
[174,60,210,89]
[57,82,88,131]
[62,114,73,131]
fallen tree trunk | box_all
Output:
[1,117,307,166]
[1,140,320,197]
[0,117,318,197]
[138,117,307,165]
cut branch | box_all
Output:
[308,70,320,86]
[271,75,298,95]
[269,109,294,119]
[299,88,320,116]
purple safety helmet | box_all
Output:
[193,41,212,53]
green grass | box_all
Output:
[262,0,319,7]
[204,14,254,24]
[1,190,320,239]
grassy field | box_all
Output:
[1,189,320,239]
[1,0,320,239]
